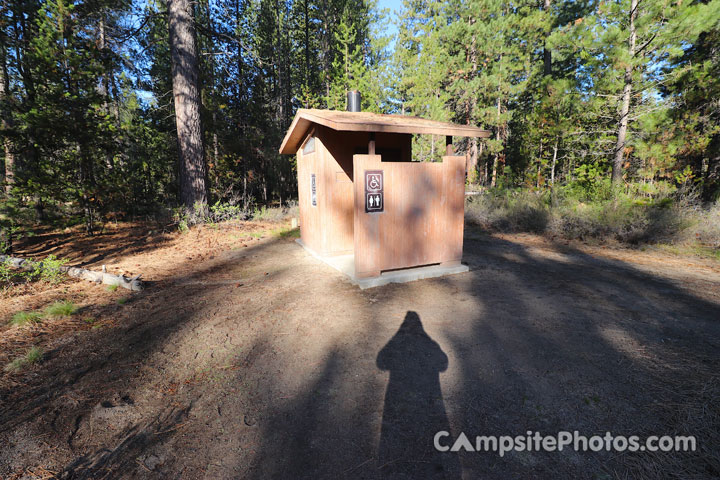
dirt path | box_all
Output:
[1,224,719,479]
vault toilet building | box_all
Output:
[279,92,490,288]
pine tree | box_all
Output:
[169,0,208,209]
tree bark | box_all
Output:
[169,0,208,209]
[235,0,245,109]
[491,94,502,188]
[550,136,559,186]
[1,40,14,196]
[467,19,480,184]
[612,0,637,185]
[468,138,479,183]
[1,37,14,254]
[303,0,309,105]
[543,0,552,76]
[537,140,543,188]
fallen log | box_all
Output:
[0,255,143,291]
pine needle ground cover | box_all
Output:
[0,217,718,478]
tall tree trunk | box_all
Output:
[537,139,543,188]
[97,13,108,111]
[169,0,208,209]
[550,136,559,186]
[612,0,637,185]
[303,0,309,106]
[1,41,13,196]
[235,0,245,110]
[202,0,220,170]
[491,95,502,188]
[543,0,552,76]
[97,12,115,173]
[468,138,479,183]
[1,37,14,253]
[14,4,42,220]
[467,19,480,184]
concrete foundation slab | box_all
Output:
[296,239,469,289]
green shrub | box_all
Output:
[252,206,275,221]
[207,201,252,223]
[274,227,301,238]
[465,186,712,246]
[4,346,43,373]
[688,203,720,248]
[171,198,297,229]
[465,189,549,233]
[25,255,68,284]
[0,257,15,285]
[9,311,44,326]
[45,300,78,317]
[252,201,298,222]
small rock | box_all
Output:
[144,454,164,471]
[244,415,256,426]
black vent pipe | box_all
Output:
[347,90,361,112]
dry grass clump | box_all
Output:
[7,301,78,328]
[44,300,78,317]
[4,346,43,373]
[465,189,719,252]
[9,311,44,327]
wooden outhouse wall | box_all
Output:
[352,154,466,278]
[314,127,354,255]
[296,136,325,254]
[297,127,414,257]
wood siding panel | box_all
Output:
[296,148,325,254]
[316,129,354,255]
[316,127,412,256]
[353,155,465,277]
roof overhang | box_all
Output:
[279,109,492,154]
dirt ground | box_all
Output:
[1,221,719,479]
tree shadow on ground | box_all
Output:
[13,223,176,267]
[2,228,719,479]
[0,234,295,478]
[440,232,720,478]
[244,233,720,479]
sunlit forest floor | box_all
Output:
[1,221,719,479]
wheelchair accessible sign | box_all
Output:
[365,171,383,213]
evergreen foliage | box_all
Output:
[0,0,718,248]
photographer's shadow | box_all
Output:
[376,311,461,479]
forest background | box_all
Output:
[1,0,719,252]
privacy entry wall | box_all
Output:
[352,154,466,278]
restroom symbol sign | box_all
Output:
[366,193,383,212]
[365,170,383,213]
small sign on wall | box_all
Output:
[310,174,317,206]
[365,170,383,213]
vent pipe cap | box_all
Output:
[347,90,361,112]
